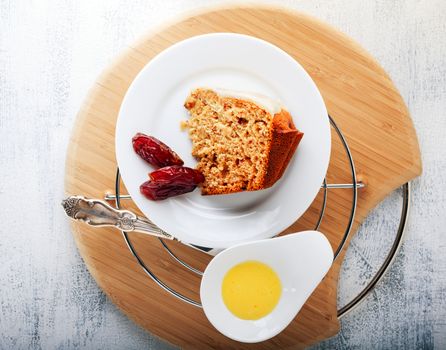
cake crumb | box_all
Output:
[184,88,272,195]
[180,120,189,131]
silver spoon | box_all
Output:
[61,195,174,240]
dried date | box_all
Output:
[132,133,184,167]
[140,166,205,200]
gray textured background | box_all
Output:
[1,0,445,349]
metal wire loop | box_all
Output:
[114,115,410,315]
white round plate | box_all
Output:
[116,33,330,249]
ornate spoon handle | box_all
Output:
[61,195,174,240]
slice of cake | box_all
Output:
[183,88,304,195]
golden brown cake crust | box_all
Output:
[263,110,304,188]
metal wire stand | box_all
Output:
[108,115,410,316]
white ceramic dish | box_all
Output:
[116,33,330,248]
[200,231,334,343]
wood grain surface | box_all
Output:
[64,5,421,349]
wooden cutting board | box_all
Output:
[64,5,421,349]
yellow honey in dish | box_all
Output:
[221,260,282,320]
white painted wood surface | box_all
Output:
[0,0,445,348]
